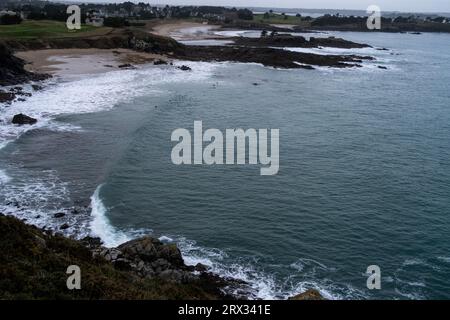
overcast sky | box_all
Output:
[88,0,450,13]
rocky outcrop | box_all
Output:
[175,45,373,69]
[0,91,16,103]
[0,214,234,299]
[0,214,329,300]
[11,113,37,125]
[0,42,49,86]
[232,35,370,49]
[289,289,325,300]
[177,65,192,71]
[309,36,370,49]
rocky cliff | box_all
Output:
[0,42,49,87]
[0,214,235,299]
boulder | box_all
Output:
[178,65,192,71]
[118,236,184,267]
[194,263,209,272]
[118,63,136,69]
[80,236,103,249]
[0,91,15,103]
[289,289,325,300]
[60,223,70,230]
[12,113,37,125]
[153,59,168,65]
[53,212,65,218]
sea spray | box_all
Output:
[0,169,11,185]
[89,184,131,247]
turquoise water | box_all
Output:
[1,32,450,299]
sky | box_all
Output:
[88,0,450,13]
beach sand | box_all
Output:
[15,48,169,76]
[151,21,222,40]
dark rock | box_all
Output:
[71,207,82,214]
[158,269,195,283]
[0,42,50,86]
[309,36,370,49]
[80,236,103,249]
[118,236,185,267]
[112,50,121,55]
[100,248,121,261]
[151,258,171,273]
[178,65,192,71]
[12,113,37,125]
[31,84,43,91]
[113,258,133,271]
[53,212,65,218]
[232,34,370,49]
[378,66,388,70]
[153,59,168,65]
[289,289,325,300]
[16,91,32,97]
[60,223,70,230]
[176,45,371,69]
[0,91,15,103]
[17,98,26,102]
[118,63,136,69]
[194,263,209,272]
[10,86,23,93]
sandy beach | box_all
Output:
[15,48,169,76]
[151,21,223,40]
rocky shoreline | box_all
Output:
[1,29,377,78]
[0,214,324,300]
[0,42,50,88]
[0,28,378,108]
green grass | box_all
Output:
[0,20,108,39]
[253,13,303,25]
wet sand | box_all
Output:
[15,48,169,76]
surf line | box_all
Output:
[171,121,279,176]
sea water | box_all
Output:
[1,32,450,299]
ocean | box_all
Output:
[1,31,450,300]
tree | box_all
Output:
[0,14,22,25]
[237,8,253,20]
[103,17,129,28]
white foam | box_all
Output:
[0,169,94,237]
[89,184,131,248]
[159,235,174,242]
[0,169,11,184]
[0,61,219,151]
[437,256,450,263]
[175,236,362,300]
